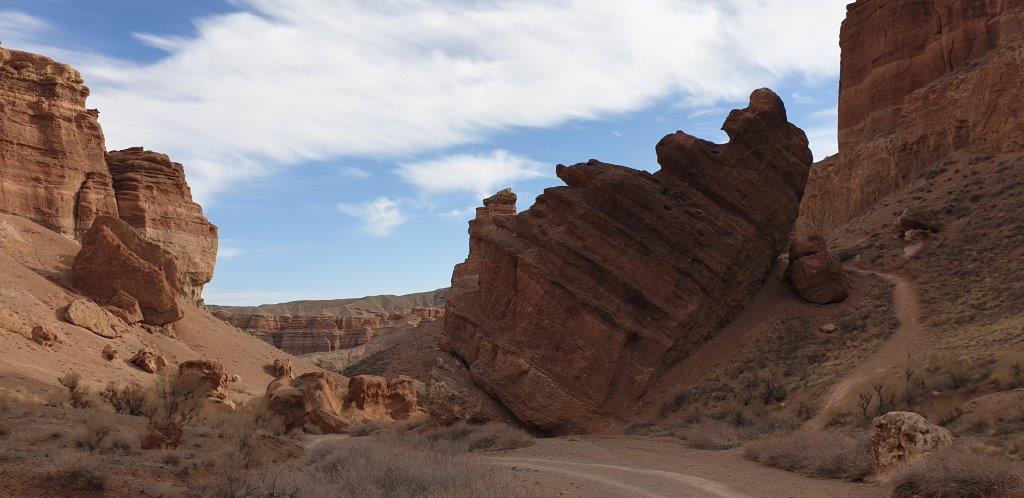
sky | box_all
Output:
[1,0,847,305]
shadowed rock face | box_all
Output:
[0,48,217,303]
[436,89,813,434]
[800,0,1024,235]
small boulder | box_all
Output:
[140,424,182,450]
[788,234,828,264]
[271,358,293,378]
[31,325,58,347]
[895,207,942,234]
[789,252,850,304]
[871,411,954,474]
[229,374,241,383]
[103,290,143,325]
[818,323,838,334]
[266,371,349,434]
[129,348,168,374]
[64,299,128,339]
[178,359,229,399]
[102,344,118,361]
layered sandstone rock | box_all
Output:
[0,48,218,302]
[800,0,1024,235]
[0,48,117,237]
[106,148,218,303]
[871,411,954,474]
[178,359,230,403]
[215,307,444,355]
[73,216,182,325]
[64,298,127,339]
[433,89,813,433]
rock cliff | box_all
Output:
[433,89,813,434]
[799,0,1024,235]
[0,48,218,302]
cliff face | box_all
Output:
[214,305,444,355]
[434,89,813,434]
[0,48,218,302]
[800,0,1024,235]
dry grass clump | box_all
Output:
[418,422,535,452]
[67,410,135,455]
[889,446,1024,497]
[349,419,384,437]
[258,437,521,498]
[58,370,92,409]
[743,430,873,482]
[100,382,147,416]
[52,449,109,492]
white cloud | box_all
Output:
[397,150,544,198]
[438,207,474,219]
[337,196,407,236]
[805,125,839,161]
[0,10,49,44]
[218,245,245,259]
[4,1,846,203]
[809,106,839,119]
[339,166,371,179]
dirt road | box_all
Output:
[493,436,880,497]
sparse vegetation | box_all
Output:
[100,381,147,416]
[889,446,1024,497]
[418,422,535,452]
[743,430,873,482]
[52,449,109,492]
[58,370,92,409]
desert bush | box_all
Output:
[69,411,115,451]
[419,422,534,452]
[58,370,92,409]
[743,430,873,482]
[219,397,286,467]
[52,450,109,492]
[673,419,745,450]
[144,366,209,441]
[889,446,1024,497]
[100,382,147,416]
[350,420,384,437]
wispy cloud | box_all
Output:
[396,149,545,198]
[339,166,371,179]
[4,1,846,203]
[0,10,49,44]
[337,196,407,236]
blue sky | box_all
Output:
[1,1,847,305]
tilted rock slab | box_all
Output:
[436,89,813,434]
[72,216,182,325]
[64,298,128,339]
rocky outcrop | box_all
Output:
[0,48,117,237]
[31,325,58,347]
[178,359,231,406]
[271,358,293,378]
[0,48,218,302]
[72,216,182,325]
[433,89,813,433]
[106,148,218,303]
[130,348,168,374]
[799,0,1024,235]
[871,411,954,474]
[215,307,444,355]
[787,235,849,304]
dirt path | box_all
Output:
[492,436,879,497]
[809,270,924,430]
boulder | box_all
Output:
[871,411,954,474]
[271,358,293,378]
[72,216,182,325]
[178,359,228,399]
[895,207,942,234]
[31,326,58,347]
[266,372,350,434]
[789,252,850,304]
[103,290,143,325]
[64,299,127,339]
[129,348,168,374]
[102,344,118,361]
[434,89,813,433]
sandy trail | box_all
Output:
[492,436,879,497]
[809,270,924,430]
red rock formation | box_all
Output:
[0,48,218,303]
[433,89,813,433]
[178,359,229,400]
[799,0,1024,235]
[266,372,351,434]
[106,148,218,303]
[215,308,444,355]
[130,348,168,374]
[0,48,117,237]
[73,216,182,325]
[787,235,850,305]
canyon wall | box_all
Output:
[0,48,218,302]
[432,89,813,434]
[799,0,1024,235]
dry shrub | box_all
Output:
[889,446,1024,497]
[743,429,873,482]
[419,422,534,452]
[143,366,210,445]
[68,410,134,455]
[257,437,522,497]
[349,420,384,437]
[52,449,109,492]
[100,382,147,416]
[58,370,92,409]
